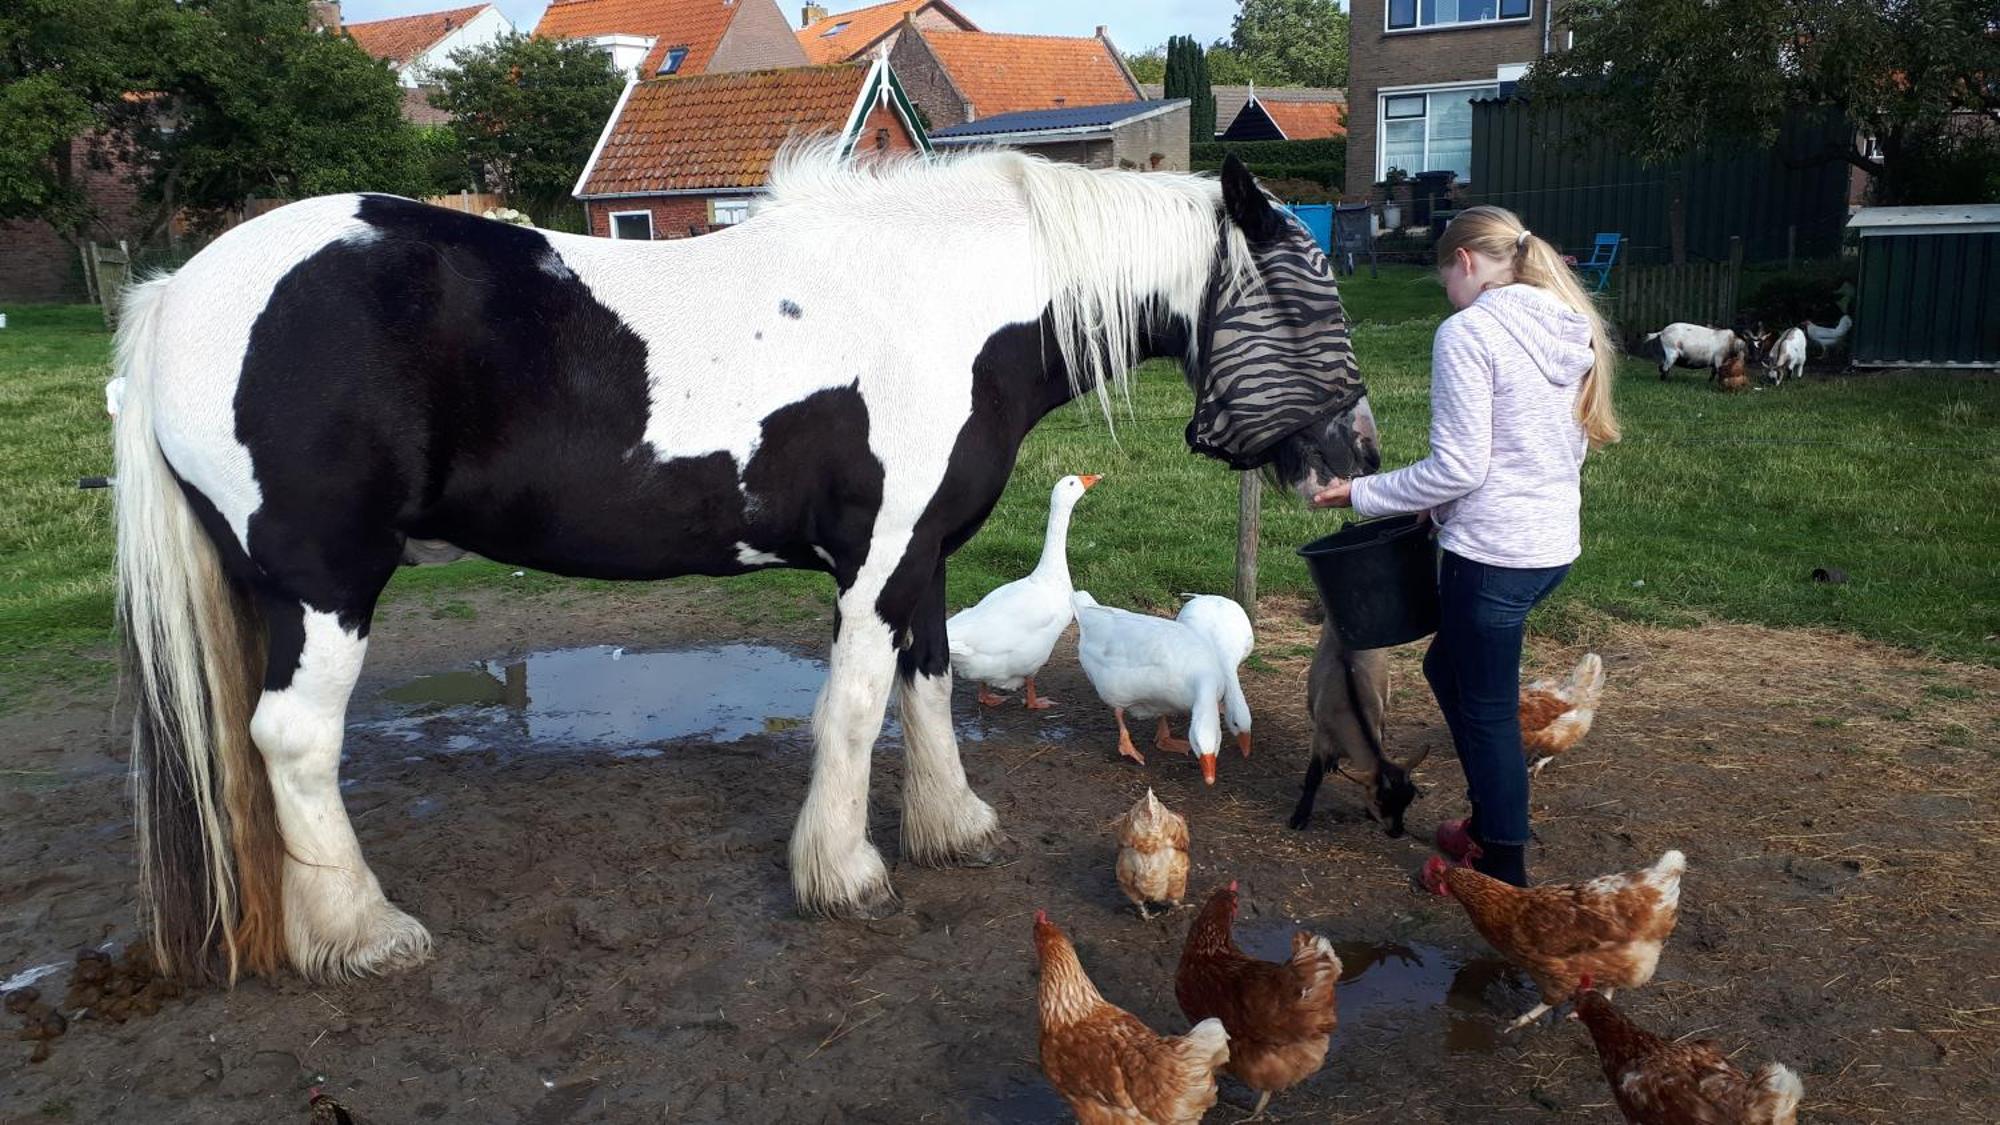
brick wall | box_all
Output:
[1111,104,1191,172]
[586,195,717,239]
[888,32,970,130]
[854,98,923,159]
[1344,0,1546,199]
[0,139,150,303]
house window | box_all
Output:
[609,210,654,240]
[1387,0,1530,31]
[820,20,850,36]
[711,200,750,226]
[657,46,688,75]
[1379,84,1498,183]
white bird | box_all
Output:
[1175,594,1255,760]
[1072,592,1226,785]
[1804,314,1851,353]
[947,473,1100,709]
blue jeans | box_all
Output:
[1423,550,1570,850]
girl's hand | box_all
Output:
[1311,479,1353,508]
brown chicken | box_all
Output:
[1424,850,1684,1031]
[1174,882,1341,1119]
[1035,910,1231,1124]
[308,1087,367,1124]
[1574,986,1804,1124]
[1714,349,1751,392]
[1117,788,1191,919]
[1519,652,1604,777]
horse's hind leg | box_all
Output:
[895,561,1002,867]
[253,568,430,978]
[791,589,900,918]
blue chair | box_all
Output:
[1577,233,1621,291]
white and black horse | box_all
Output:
[114,147,1378,983]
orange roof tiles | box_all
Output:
[920,29,1138,119]
[796,0,956,64]
[580,64,873,195]
[346,3,490,66]
[1261,99,1346,139]
[535,0,736,75]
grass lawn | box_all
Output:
[3,269,1995,709]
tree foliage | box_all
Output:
[429,33,624,217]
[2,0,436,242]
[1523,0,2000,207]
[1229,0,1349,88]
[1164,35,1217,140]
[1125,47,1166,84]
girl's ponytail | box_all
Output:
[1438,206,1621,447]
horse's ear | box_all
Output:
[1221,154,1283,242]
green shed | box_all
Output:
[1848,205,2000,368]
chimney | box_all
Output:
[802,3,828,27]
[308,0,342,33]
[1095,25,1107,37]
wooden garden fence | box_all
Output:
[1606,236,1745,345]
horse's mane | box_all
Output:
[767,140,1254,422]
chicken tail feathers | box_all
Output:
[1752,1063,1805,1121]
[1568,652,1605,707]
[1180,1016,1231,1068]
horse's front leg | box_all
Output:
[790,591,900,919]
[896,559,1004,867]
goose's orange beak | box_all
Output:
[1079,474,1103,489]
[1199,753,1217,785]
[1236,731,1252,758]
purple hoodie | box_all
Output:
[1350,284,1593,569]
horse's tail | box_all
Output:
[113,276,285,984]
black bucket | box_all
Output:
[1297,514,1440,649]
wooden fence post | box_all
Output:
[1233,472,1261,624]
[1726,235,1744,324]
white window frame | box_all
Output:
[710,199,751,226]
[1375,80,1499,184]
[1384,0,1532,34]
[607,209,654,240]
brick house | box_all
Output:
[888,25,1142,131]
[573,59,929,239]
[344,4,513,88]
[535,0,807,81]
[1140,83,1347,140]
[795,0,975,65]
[930,100,1191,171]
[1344,0,1552,199]
[0,140,149,303]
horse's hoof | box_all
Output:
[826,879,902,921]
[915,830,1017,869]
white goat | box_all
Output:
[1644,323,1747,382]
[1765,326,1807,386]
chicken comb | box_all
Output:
[1227,879,1239,893]
[1035,909,1050,926]
[1578,973,1594,991]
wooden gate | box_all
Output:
[1606,236,1744,345]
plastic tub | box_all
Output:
[1297,514,1440,649]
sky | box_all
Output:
[334,0,1236,54]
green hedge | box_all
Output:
[1191,138,1346,191]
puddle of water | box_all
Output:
[1232,921,1516,1054]
[369,644,830,750]
[365,641,1094,760]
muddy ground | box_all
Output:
[3,583,1996,1123]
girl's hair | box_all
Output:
[1438,205,1620,447]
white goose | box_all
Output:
[1072,592,1226,785]
[947,473,1100,709]
[1176,594,1255,760]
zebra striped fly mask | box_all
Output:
[1187,216,1367,472]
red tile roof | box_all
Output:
[535,0,736,76]
[579,64,876,195]
[347,3,490,66]
[919,29,1138,119]
[1261,99,1346,139]
[796,0,968,64]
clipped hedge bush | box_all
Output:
[1192,138,1346,190]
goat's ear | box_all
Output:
[1221,154,1284,243]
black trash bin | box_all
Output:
[1411,170,1456,228]
[1297,514,1440,649]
